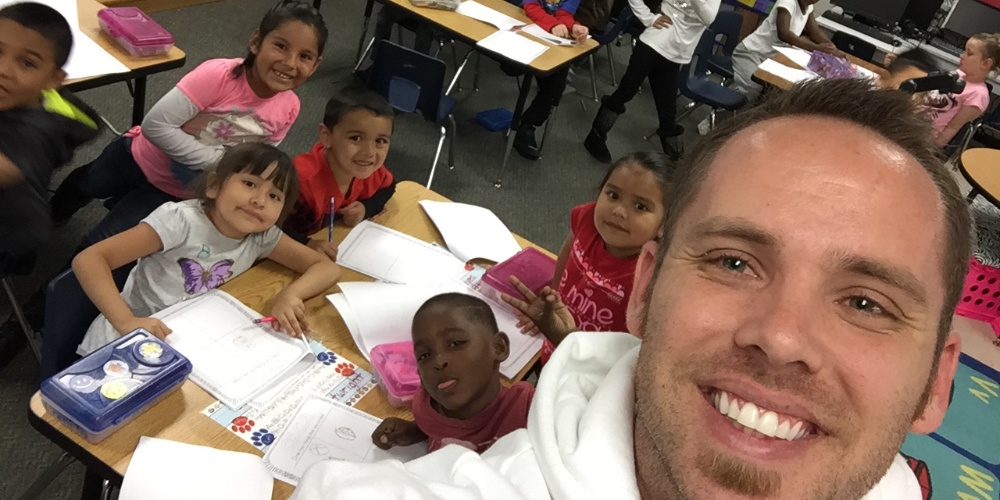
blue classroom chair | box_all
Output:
[707,10,743,81]
[678,29,748,131]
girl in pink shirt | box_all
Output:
[503,152,673,363]
[924,33,998,147]
[51,0,327,246]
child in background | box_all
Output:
[512,0,590,160]
[584,0,721,162]
[0,3,100,257]
[74,144,341,355]
[372,293,535,454]
[731,0,842,102]
[503,152,671,363]
[923,33,998,147]
[283,88,396,260]
[51,0,328,247]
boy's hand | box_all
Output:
[307,239,339,261]
[339,201,366,227]
[268,291,308,338]
[551,24,570,39]
[113,316,172,340]
[372,417,425,450]
[500,276,576,341]
[571,24,589,43]
[653,13,673,29]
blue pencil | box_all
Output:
[328,197,334,242]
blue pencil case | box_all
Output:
[40,329,192,443]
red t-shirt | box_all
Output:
[411,382,535,453]
[286,141,394,235]
[542,201,638,362]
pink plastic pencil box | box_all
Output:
[370,341,422,408]
[481,247,556,314]
[98,7,174,58]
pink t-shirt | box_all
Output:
[541,202,638,362]
[130,58,300,198]
[925,70,990,138]
[412,382,535,453]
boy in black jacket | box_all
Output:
[0,2,101,259]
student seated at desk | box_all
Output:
[920,33,998,147]
[731,0,843,102]
[0,2,100,258]
[74,144,342,355]
[372,293,535,454]
[283,88,396,261]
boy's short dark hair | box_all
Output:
[415,293,499,335]
[888,48,938,74]
[0,2,73,68]
[323,86,395,130]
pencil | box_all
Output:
[328,197,334,242]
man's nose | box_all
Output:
[732,277,824,372]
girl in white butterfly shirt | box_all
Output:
[75,143,341,355]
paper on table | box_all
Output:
[329,279,542,378]
[757,58,818,84]
[0,0,130,81]
[477,30,548,65]
[264,397,426,486]
[157,290,314,409]
[455,0,525,31]
[120,436,273,500]
[774,46,813,68]
[336,221,468,285]
[519,24,577,46]
[327,292,366,354]
[419,200,522,263]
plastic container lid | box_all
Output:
[97,7,174,48]
[482,247,556,297]
[370,341,421,400]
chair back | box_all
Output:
[594,8,635,45]
[39,266,130,381]
[831,31,876,62]
[709,10,743,57]
[682,28,717,85]
[367,40,448,124]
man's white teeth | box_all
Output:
[712,390,812,441]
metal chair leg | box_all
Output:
[449,40,462,92]
[588,55,599,102]
[446,115,457,169]
[607,44,617,86]
[473,52,481,92]
[426,125,447,190]
[2,277,41,362]
[539,104,558,152]
[353,37,375,72]
[18,452,76,499]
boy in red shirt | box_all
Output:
[372,293,535,454]
[283,87,396,260]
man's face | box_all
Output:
[628,116,961,499]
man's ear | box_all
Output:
[493,332,511,363]
[626,240,659,336]
[910,332,962,434]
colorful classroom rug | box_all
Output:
[900,354,1000,500]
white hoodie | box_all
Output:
[291,333,922,499]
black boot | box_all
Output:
[659,130,685,162]
[584,99,622,163]
[514,125,541,160]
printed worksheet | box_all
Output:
[263,397,426,485]
[158,290,313,409]
[336,221,468,285]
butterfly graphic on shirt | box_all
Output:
[177,258,234,294]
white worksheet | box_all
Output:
[477,30,548,65]
[263,397,426,486]
[419,200,522,263]
[757,58,818,84]
[455,0,525,31]
[336,221,468,285]
[158,290,313,409]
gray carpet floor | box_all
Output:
[0,0,714,497]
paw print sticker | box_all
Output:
[231,416,255,433]
[335,362,355,376]
[317,351,337,366]
[251,428,275,447]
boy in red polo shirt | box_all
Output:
[283,87,396,260]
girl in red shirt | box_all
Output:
[504,152,673,362]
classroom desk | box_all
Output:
[353,0,599,187]
[27,181,548,500]
[751,52,886,91]
[66,0,187,126]
[959,148,1000,205]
